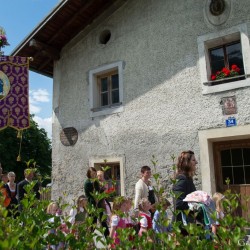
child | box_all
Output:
[124,197,135,228]
[153,198,172,234]
[138,198,153,242]
[47,201,60,219]
[46,202,67,250]
[109,196,127,247]
[212,192,225,234]
[68,195,88,225]
[123,197,138,243]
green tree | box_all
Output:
[0,115,51,184]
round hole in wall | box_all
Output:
[209,0,226,16]
[99,30,111,45]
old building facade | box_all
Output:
[13,0,250,217]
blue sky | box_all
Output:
[2,0,60,138]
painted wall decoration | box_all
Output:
[0,56,30,131]
[221,96,237,115]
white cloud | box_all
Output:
[29,88,52,138]
[33,116,52,139]
[30,103,41,114]
[30,88,50,103]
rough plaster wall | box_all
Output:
[52,0,250,204]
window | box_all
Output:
[89,156,125,196]
[95,162,121,196]
[98,71,119,107]
[221,148,250,184]
[197,23,250,94]
[89,61,124,117]
[209,41,245,85]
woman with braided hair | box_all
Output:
[172,150,198,235]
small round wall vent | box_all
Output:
[99,30,111,45]
[210,0,226,16]
[204,0,231,26]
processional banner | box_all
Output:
[0,56,29,130]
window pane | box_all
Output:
[222,167,233,184]
[101,77,108,92]
[231,148,243,166]
[101,92,108,106]
[221,150,231,166]
[111,74,119,89]
[112,90,119,104]
[227,43,244,74]
[233,167,245,184]
[245,166,250,184]
[243,148,250,165]
[211,61,226,74]
[210,48,225,73]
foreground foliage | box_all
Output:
[0,157,249,249]
[0,183,249,249]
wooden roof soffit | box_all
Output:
[29,39,60,60]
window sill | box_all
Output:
[203,75,248,86]
[90,103,124,118]
[202,75,250,95]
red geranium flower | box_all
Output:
[222,67,230,76]
[211,64,241,81]
[211,75,216,80]
[231,64,240,73]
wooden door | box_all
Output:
[213,139,250,220]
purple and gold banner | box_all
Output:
[0,56,29,130]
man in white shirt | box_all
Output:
[134,166,154,210]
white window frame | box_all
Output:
[88,61,124,117]
[89,155,125,196]
[197,23,250,95]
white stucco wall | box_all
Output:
[51,0,250,203]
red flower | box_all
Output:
[222,67,230,76]
[231,64,240,73]
[211,75,216,80]
[105,186,115,194]
[211,64,240,81]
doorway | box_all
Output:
[213,139,250,220]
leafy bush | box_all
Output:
[0,158,250,250]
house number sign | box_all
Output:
[225,117,237,127]
[60,127,78,146]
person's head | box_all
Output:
[86,167,97,179]
[1,173,8,184]
[112,196,127,213]
[124,197,133,212]
[24,168,35,181]
[213,192,224,212]
[140,166,151,180]
[77,195,87,210]
[97,170,105,182]
[138,198,152,212]
[8,172,16,183]
[176,150,197,178]
[47,202,59,215]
